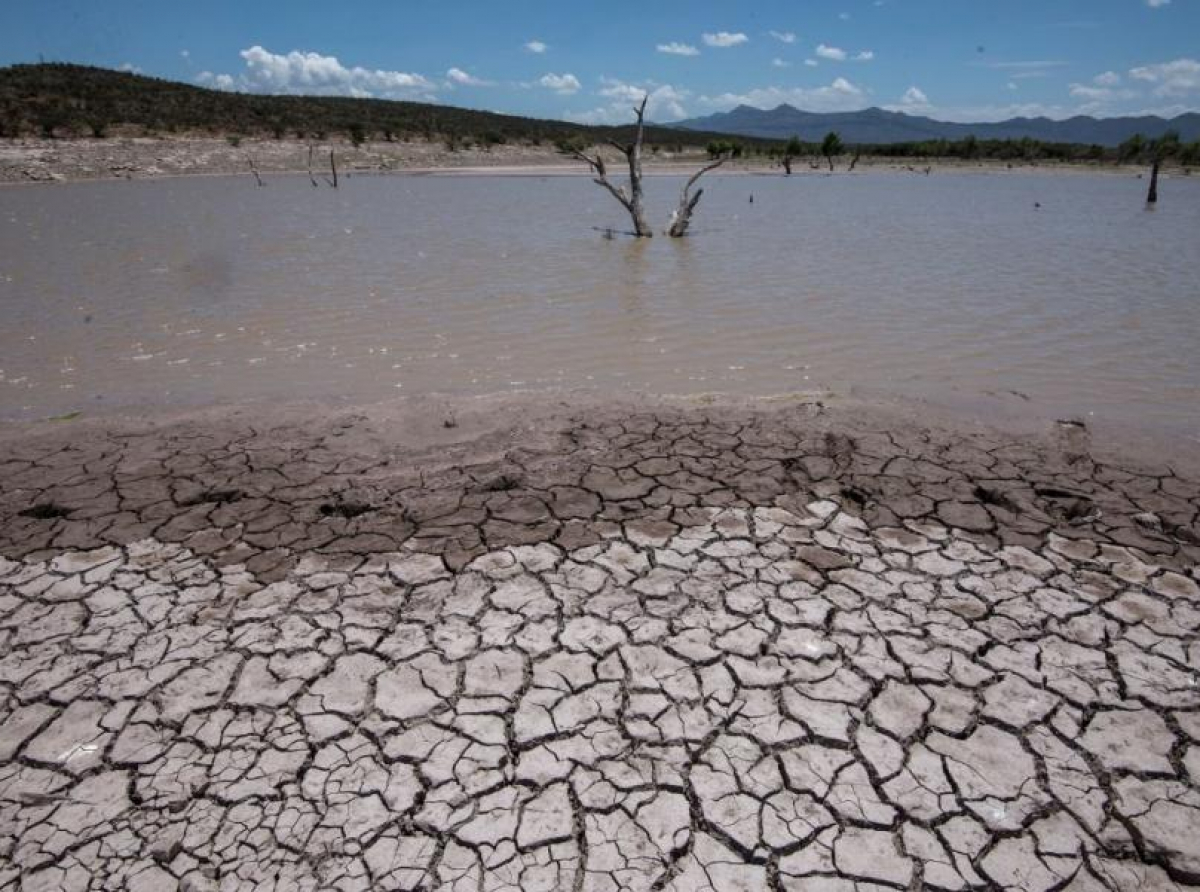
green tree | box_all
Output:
[821,131,843,171]
[1118,133,1146,164]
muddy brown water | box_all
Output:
[1,171,1198,439]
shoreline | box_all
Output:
[5,387,1199,479]
[0,134,1174,185]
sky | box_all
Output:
[1,0,1198,124]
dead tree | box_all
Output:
[245,153,265,187]
[328,150,339,188]
[848,148,862,172]
[307,145,319,187]
[569,96,652,237]
[665,159,725,237]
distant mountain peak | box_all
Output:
[673,105,1200,147]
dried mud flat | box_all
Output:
[1,394,1198,891]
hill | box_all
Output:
[0,63,778,150]
[674,104,1200,147]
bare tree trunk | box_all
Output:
[246,153,265,187]
[826,154,835,172]
[328,150,339,188]
[1147,158,1160,204]
[665,159,725,238]
[848,149,861,172]
[570,97,653,237]
[307,145,319,187]
[782,156,793,176]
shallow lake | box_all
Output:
[1,170,1198,438]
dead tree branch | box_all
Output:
[666,159,725,238]
[307,145,319,187]
[245,153,265,187]
[572,96,653,237]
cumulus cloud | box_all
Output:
[703,32,749,48]
[538,72,581,95]
[1093,71,1121,87]
[568,79,690,124]
[1129,58,1200,95]
[697,77,865,113]
[657,42,700,56]
[119,62,143,74]
[816,44,848,61]
[854,50,875,61]
[899,86,930,108]
[1146,0,1169,7]
[804,59,819,67]
[446,67,492,87]
[197,46,434,99]
[769,31,797,44]
[772,58,792,68]
[524,40,547,54]
[197,71,236,91]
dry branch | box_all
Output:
[245,153,265,187]
[307,145,319,187]
[666,159,725,238]
[571,96,652,237]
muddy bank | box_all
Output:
[0,135,1152,184]
[1,394,1199,888]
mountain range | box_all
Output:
[673,105,1200,146]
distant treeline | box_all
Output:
[0,63,778,153]
[710,132,1200,166]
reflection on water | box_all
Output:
[1,171,1198,435]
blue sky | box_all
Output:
[2,1,1198,123]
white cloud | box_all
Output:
[816,44,848,61]
[197,46,435,99]
[976,60,1068,80]
[854,50,875,61]
[772,58,792,68]
[839,12,851,20]
[119,62,143,74]
[524,40,547,54]
[657,42,700,56]
[1093,70,1121,86]
[446,67,492,87]
[884,86,933,114]
[1129,58,1200,95]
[804,59,819,67]
[769,31,797,44]
[180,50,190,60]
[1146,0,1170,7]
[569,79,690,124]
[1068,83,1133,102]
[703,32,749,48]
[538,72,581,95]
[697,77,865,113]
[197,71,236,91]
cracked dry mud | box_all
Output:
[1,398,1198,891]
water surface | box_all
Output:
[1,171,1198,437]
